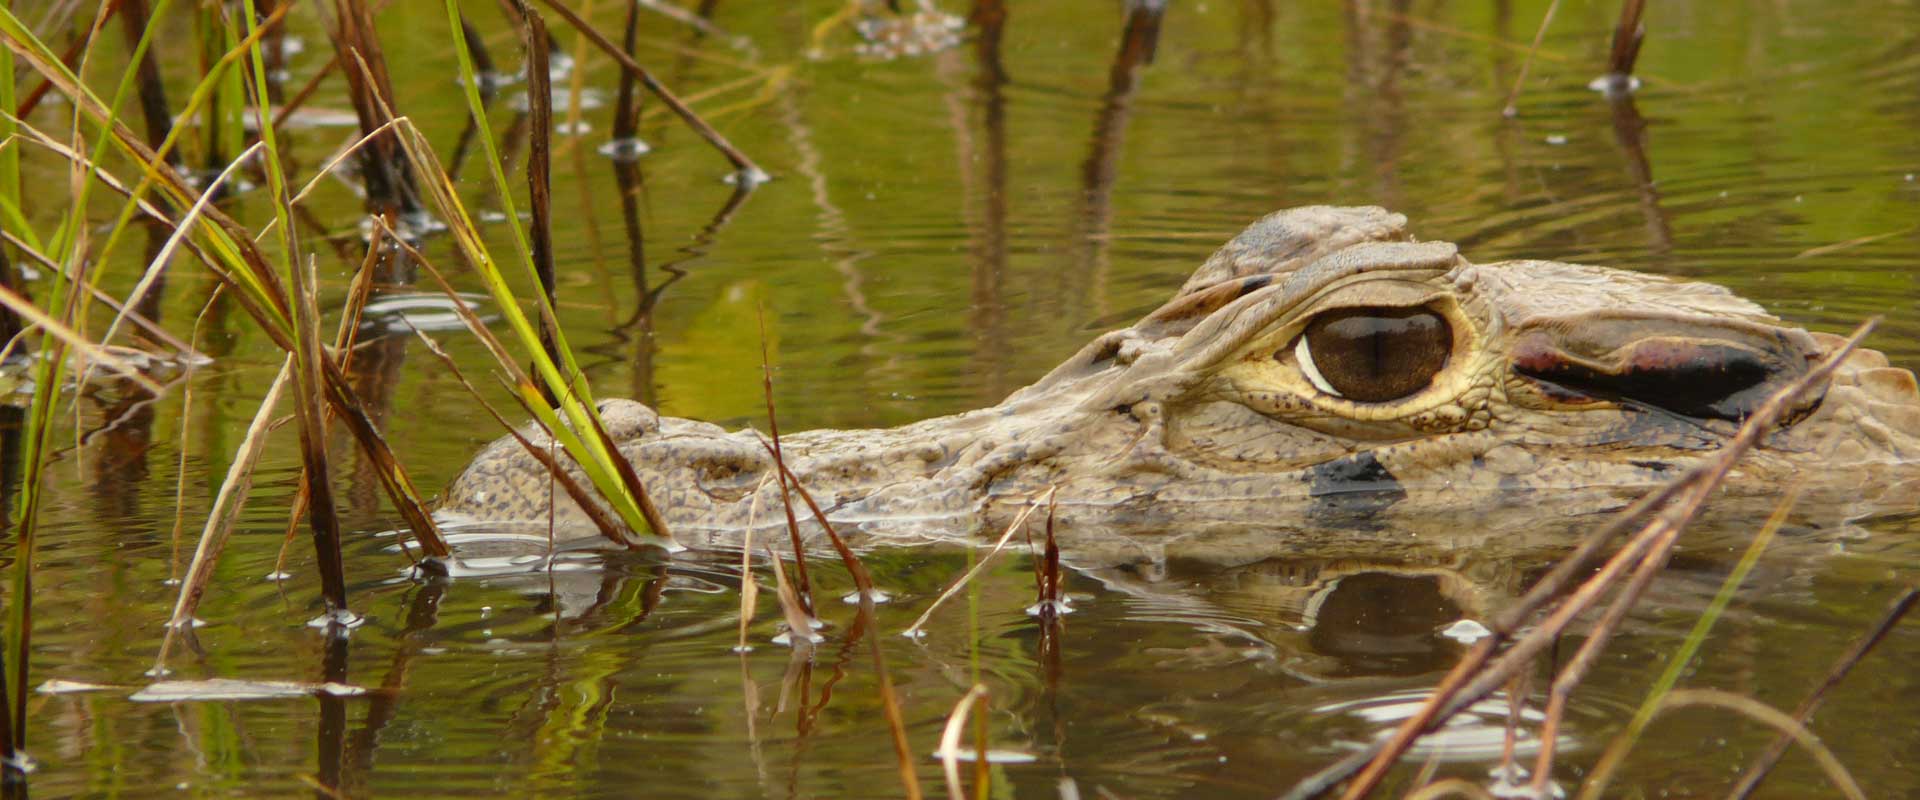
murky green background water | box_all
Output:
[8,1,1920,797]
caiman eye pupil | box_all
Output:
[1294,307,1451,402]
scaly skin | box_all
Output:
[438,207,1920,559]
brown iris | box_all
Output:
[1291,307,1451,402]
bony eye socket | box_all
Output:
[1287,306,1451,402]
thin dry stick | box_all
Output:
[1727,586,1918,799]
[937,685,992,800]
[89,141,260,376]
[1526,480,1770,796]
[758,309,814,619]
[764,544,817,647]
[736,472,774,652]
[1658,690,1866,800]
[1501,0,1562,117]
[529,0,767,180]
[166,285,224,585]
[0,230,194,356]
[902,498,1047,638]
[507,0,565,373]
[759,445,923,800]
[154,356,293,673]
[1316,322,1875,800]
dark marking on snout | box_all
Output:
[1512,334,1794,422]
[1307,451,1406,520]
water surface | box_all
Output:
[9,1,1920,797]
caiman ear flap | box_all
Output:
[1178,206,1410,296]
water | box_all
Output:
[8,1,1920,797]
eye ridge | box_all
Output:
[1288,306,1451,403]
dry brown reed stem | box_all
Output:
[1034,493,1062,616]
[901,497,1047,639]
[1308,321,1877,800]
[937,684,992,800]
[0,231,191,355]
[1501,0,1561,117]
[1727,586,1918,799]
[1606,0,1647,79]
[11,0,119,118]
[325,0,416,216]
[529,0,767,181]
[765,544,815,647]
[758,315,815,618]
[507,0,565,376]
[611,1,643,142]
[290,255,351,615]
[757,440,922,800]
[154,357,294,672]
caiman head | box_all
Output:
[438,207,1920,556]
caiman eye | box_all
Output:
[1289,307,1451,402]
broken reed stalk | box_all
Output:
[1304,321,1878,800]
[238,0,354,617]
[937,685,992,800]
[1606,0,1647,80]
[529,0,767,182]
[155,357,294,671]
[764,544,816,648]
[757,311,815,618]
[1727,586,1918,799]
[757,439,922,800]
[1501,0,1561,117]
[755,349,919,797]
[507,0,565,375]
[902,499,1046,638]
[735,474,773,652]
[1034,492,1062,617]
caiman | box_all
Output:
[438,207,1920,561]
